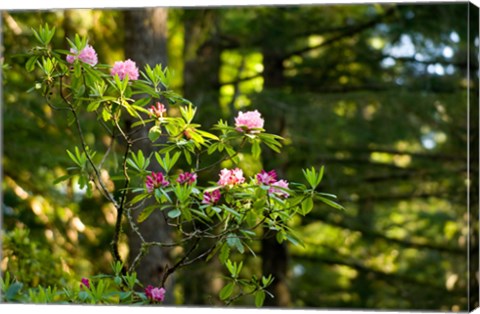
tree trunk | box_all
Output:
[260,47,292,307]
[123,8,173,301]
[180,9,224,305]
[183,9,222,126]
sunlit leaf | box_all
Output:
[137,205,157,223]
[167,208,181,219]
[219,282,234,300]
[255,290,266,308]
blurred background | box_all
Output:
[1,3,479,311]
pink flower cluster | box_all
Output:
[66,45,98,66]
[202,189,221,205]
[218,168,245,187]
[235,110,264,133]
[149,102,167,118]
[269,179,289,198]
[145,285,166,302]
[146,172,169,193]
[80,277,90,289]
[256,169,278,185]
[111,59,139,80]
[256,169,289,198]
[177,172,197,185]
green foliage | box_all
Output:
[2,227,68,288]
[9,22,342,308]
[0,262,152,304]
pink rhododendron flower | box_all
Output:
[235,110,264,133]
[146,172,169,193]
[256,169,278,185]
[111,59,139,80]
[177,172,197,185]
[218,168,245,187]
[202,189,221,205]
[149,102,167,118]
[80,278,90,289]
[145,285,166,302]
[269,179,290,198]
[66,45,98,66]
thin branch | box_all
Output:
[44,85,73,112]
[111,139,132,267]
[60,75,120,209]
[94,109,115,136]
[292,252,465,296]
[98,132,116,170]
[160,237,201,287]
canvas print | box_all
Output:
[1,2,479,312]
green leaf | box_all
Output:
[31,28,43,44]
[114,276,122,286]
[130,193,149,205]
[316,195,344,210]
[300,197,314,215]
[113,73,124,93]
[207,142,218,155]
[184,150,192,165]
[219,282,235,300]
[119,291,132,300]
[262,275,273,287]
[170,151,181,170]
[148,125,162,142]
[251,140,261,159]
[288,196,304,207]
[66,149,81,167]
[276,231,286,243]
[316,165,325,187]
[167,208,181,219]
[53,174,72,184]
[255,290,266,308]
[219,243,230,264]
[102,108,112,121]
[137,205,157,223]
[131,97,151,108]
[87,101,102,112]
[6,282,23,301]
[196,129,219,141]
[317,192,338,199]
[224,206,241,220]
[137,150,146,167]
[226,233,244,253]
[25,56,38,72]
[78,290,89,301]
[131,118,155,129]
[206,243,222,262]
[285,233,304,247]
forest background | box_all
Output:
[1,2,479,311]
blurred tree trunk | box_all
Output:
[181,9,224,305]
[352,196,374,307]
[123,8,173,301]
[62,10,76,39]
[183,9,222,125]
[261,47,292,307]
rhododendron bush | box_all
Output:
[3,24,343,306]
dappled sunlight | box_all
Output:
[2,3,476,310]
